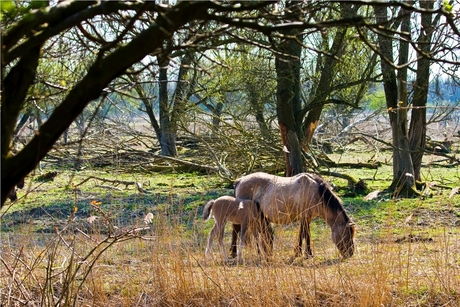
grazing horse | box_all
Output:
[202,196,272,263]
[234,172,356,258]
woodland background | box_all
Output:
[1,1,460,306]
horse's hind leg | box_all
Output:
[257,216,273,257]
[237,224,247,264]
[230,223,240,258]
[263,216,274,256]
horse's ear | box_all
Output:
[347,221,355,227]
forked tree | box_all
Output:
[1,0,458,205]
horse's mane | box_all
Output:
[313,175,347,214]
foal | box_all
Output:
[202,196,270,263]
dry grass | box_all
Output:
[2,117,459,306]
[1,200,460,307]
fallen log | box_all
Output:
[316,152,381,169]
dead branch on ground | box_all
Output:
[74,176,152,194]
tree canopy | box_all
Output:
[2,0,460,205]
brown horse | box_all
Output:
[234,172,356,258]
[202,196,272,263]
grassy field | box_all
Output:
[1,149,459,306]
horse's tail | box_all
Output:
[202,200,214,220]
[233,178,241,196]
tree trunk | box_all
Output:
[303,27,347,144]
[375,5,416,196]
[13,109,32,144]
[409,0,435,181]
[170,53,194,139]
[303,3,355,145]
[249,90,272,141]
[211,102,223,134]
[129,74,162,145]
[1,47,41,159]
[158,56,177,157]
[200,98,224,134]
[275,1,304,176]
[275,48,304,176]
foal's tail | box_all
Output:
[202,200,214,220]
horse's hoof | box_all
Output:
[286,256,297,264]
[224,258,236,265]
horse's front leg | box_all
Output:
[295,221,305,257]
[230,223,241,258]
[296,220,313,258]
[304,221,313,257]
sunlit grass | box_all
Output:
[2,211,459,306]
[1,149,459,306]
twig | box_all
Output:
[423,149,460,165]
[74,176,138,188]
[133,150,221,174]
[135,182,151,194]
[75,227,99,243]
[0,256,32,303]
[178,120,232,179]
[97,185,123,191]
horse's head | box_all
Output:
[332,221,356,258]
[315,179,356,258]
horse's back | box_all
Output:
[235,172,275,205]
[235,172,320,224]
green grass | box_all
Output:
[1,149,459,306]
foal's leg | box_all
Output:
[205,224,219,257]
[217,221,229,261]
[230,223,241,258]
